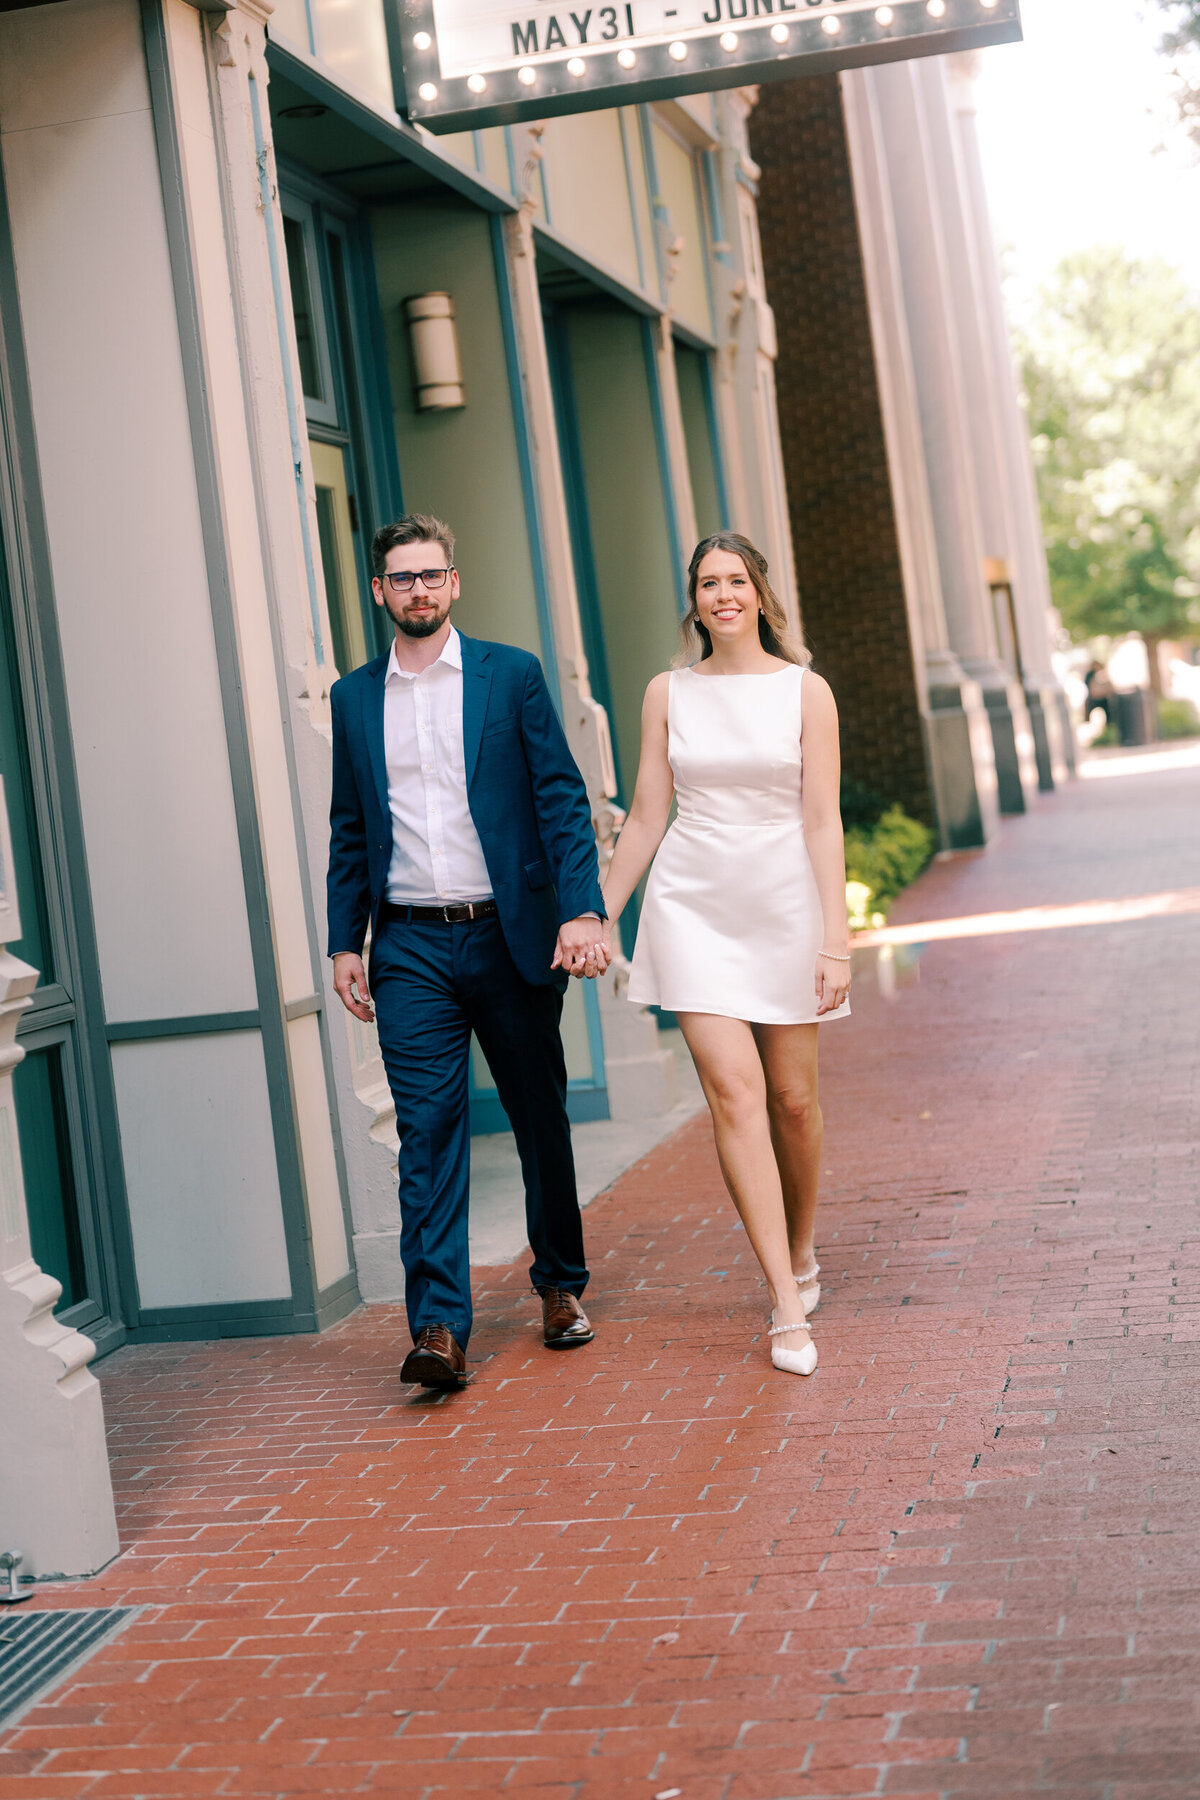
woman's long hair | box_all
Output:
[676,532,810,668]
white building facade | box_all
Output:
[0,0,801,1390]
[0,0,1067,1579]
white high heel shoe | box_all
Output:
[768,1312,818,1376]
[795,1261,821,1317]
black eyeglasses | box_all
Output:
[381,567,454,592]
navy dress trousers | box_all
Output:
[326,633,606,1348]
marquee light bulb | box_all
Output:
[617,46,636,66]
[467,73,486,91]
[418,81,438,99]
[668,38,688,58]
[413,30,431,48]
[567,55,586,74]
[821,12,840,30]
[517,63,537,83]
[720,29,737,47]
[875,5,893,20]
[927,0,946,13]
[770,21,788,41]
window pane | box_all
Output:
[13,1043,87,1311]
[283,214,323,401]
[326,231,367,472]
[314,485,351,677]
[310,440,369,672]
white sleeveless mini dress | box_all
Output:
[627,663,851,1026]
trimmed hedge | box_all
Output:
[844,805,934,925]
[1157,697,1200,740]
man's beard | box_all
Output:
[385,597,451,638]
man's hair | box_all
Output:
[371,513,455,577]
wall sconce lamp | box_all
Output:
[403,293,465,411]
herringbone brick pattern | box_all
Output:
[1,744,1197,1797]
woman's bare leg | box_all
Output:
[753,1022,822,1278]
[677,1012,810,1341]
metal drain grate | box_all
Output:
[0,1608,139,1730]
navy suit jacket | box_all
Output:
[326,633,605,988]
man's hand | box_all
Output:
[333,952,375,1022]
[552,917,612,980]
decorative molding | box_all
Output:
[106,1011,260,1043]
[0,945,119,1580]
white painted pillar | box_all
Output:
[0,0,301,1318]
[0,782,118,1584]
[843,67,996,848]
[150,0,356,1308]
[915,59,1015,573]
[842,68,961,699]
[914,55,1038,806]
[870,58,1040,819]
[868,61,1003,689]
[172,0,402,1295]
[946,53,1073,778]
[705,110,756,556]
[713,89,801,626]
[501,143,675,1120]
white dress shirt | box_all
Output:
[383,627,493,905]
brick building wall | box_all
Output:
[751,74,935,828]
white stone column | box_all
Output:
[913,56,1039,809]
[946,53,1074,780]
[843,67,996,849]
[869,63,1000,682]
[501,143,675,1120]
[842,69,960,698]
[0,785,118,1584]
[147,0,360,1309]
[712,89,801,625]
[870,59,1037,819]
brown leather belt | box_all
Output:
[381,899,499,924]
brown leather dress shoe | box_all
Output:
[537,1286,594,1348]
[400,1324,468,1388]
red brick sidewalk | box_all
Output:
[2,744,1199,1800]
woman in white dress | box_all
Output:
[599,533,851,1377]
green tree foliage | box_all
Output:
[1154,2,1200,149]
[1019,247,1200,691]
[1156,0,1200,50]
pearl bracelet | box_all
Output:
[819,951,851,962]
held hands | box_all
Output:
[552,917,613,980]
[333,952,375,1023]
[815,950,851,1016]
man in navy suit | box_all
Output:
[327,514,610,1388]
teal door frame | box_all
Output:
[275,155,406,664]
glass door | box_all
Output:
[280,188,391,672]
[311,439,369,675]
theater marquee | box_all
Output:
[396,0,1021,133]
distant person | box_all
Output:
[326,514,610,1390]
[1083,661,1114,724]
[600,532,851,1380]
